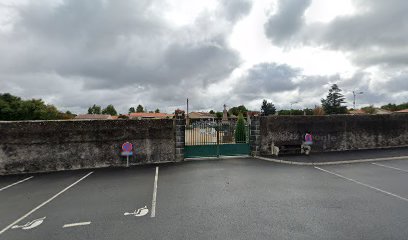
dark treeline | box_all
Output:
[0,93,74,121]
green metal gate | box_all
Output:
[184,121,250,158]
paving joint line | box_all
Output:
[254,155,408,166]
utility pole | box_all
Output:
[353,91,364,109]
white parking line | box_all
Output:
[315,167,408,203]
[0,171,94,235]
[63,222,91,228]
[372,163,408,173]
[151,166,159,218]
[0,176,34,192]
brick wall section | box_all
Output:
[260,114,408,155]
[0,119,175,175]
[175,113,185,161]
[250,116,261,156]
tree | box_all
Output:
[361,105,376,114]
[155,108,160,113]
[0,93,64,120]
[321,84,348,114]
[313,106,325,115]
[235,113,246,143]
[229,105,248,117]
[102,104,117,116]
[215,112,223,119]
[260,99,276,116]
[136,104,144,113]
[209,110,215,114]
[278,109,303,115]
[128,107,136,114]
[88,104,101,114]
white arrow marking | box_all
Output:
[11,217,46,230]
[124,206,149,217]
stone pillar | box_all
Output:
[222,104,228,123]
[250,115,261,156]
[175,112,185,162]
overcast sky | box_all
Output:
[1,0,407,114]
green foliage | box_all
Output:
[260,99,276,116]
[128,107,136,113]
[235,113,246,143]
[209,110,215,114]
[303,108,314,115]
[361,105,376,114]
[136,104,144,113]
[229,105,247,117]
[155,108,160,113]
[0,93,64,120]
[215,112,223,119]
[278,109,304,115]
[321,84,348,114]
[381,103,408,111]
[88,104,101,114]
[102,104,117,116]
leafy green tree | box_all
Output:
[88,104,101,114]
[155,108,160,113]
[381,103,408,112]
[102,104,117,116]
[209,110,215,114]
[321,84,348,114]
[229,105,248,117]
[215,112,223,119]
[303,108,313,115]
[128,107,136,114]
[235,113,246,143]
[136,104,144,113]
[260,99,276,116]
[0,93,63,120]
[278,109,304,115]
[361,105,376,114]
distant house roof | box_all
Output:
[128,112,174,119]
[75,114,114,120]
[188,112,215,119]
[349,109,367,115]
[395,109,408,113]
[247,111,261,117]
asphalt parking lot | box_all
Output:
[1,156,408,240]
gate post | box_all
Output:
[250,115,261,156]
[175,112,185,162]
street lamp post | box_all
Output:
[353,91,364,109]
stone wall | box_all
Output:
[0,119,175,175]
[260,114,408,155]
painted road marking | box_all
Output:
[0,176,34,192]
[0,171,94,235]
[372,162,408,173]
[315,167,408,202]
[11,217,46,230]
[63,222,91,228]
[151,166,159,218]
[124,206,149,217]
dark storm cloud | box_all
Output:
[234,63,300,99]
[264,0,408,68]
[220,0,252,22]
[264,0,312,45]
[0,0,252,113]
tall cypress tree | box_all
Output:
[321,84,347,114]
[235,113,246,143]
